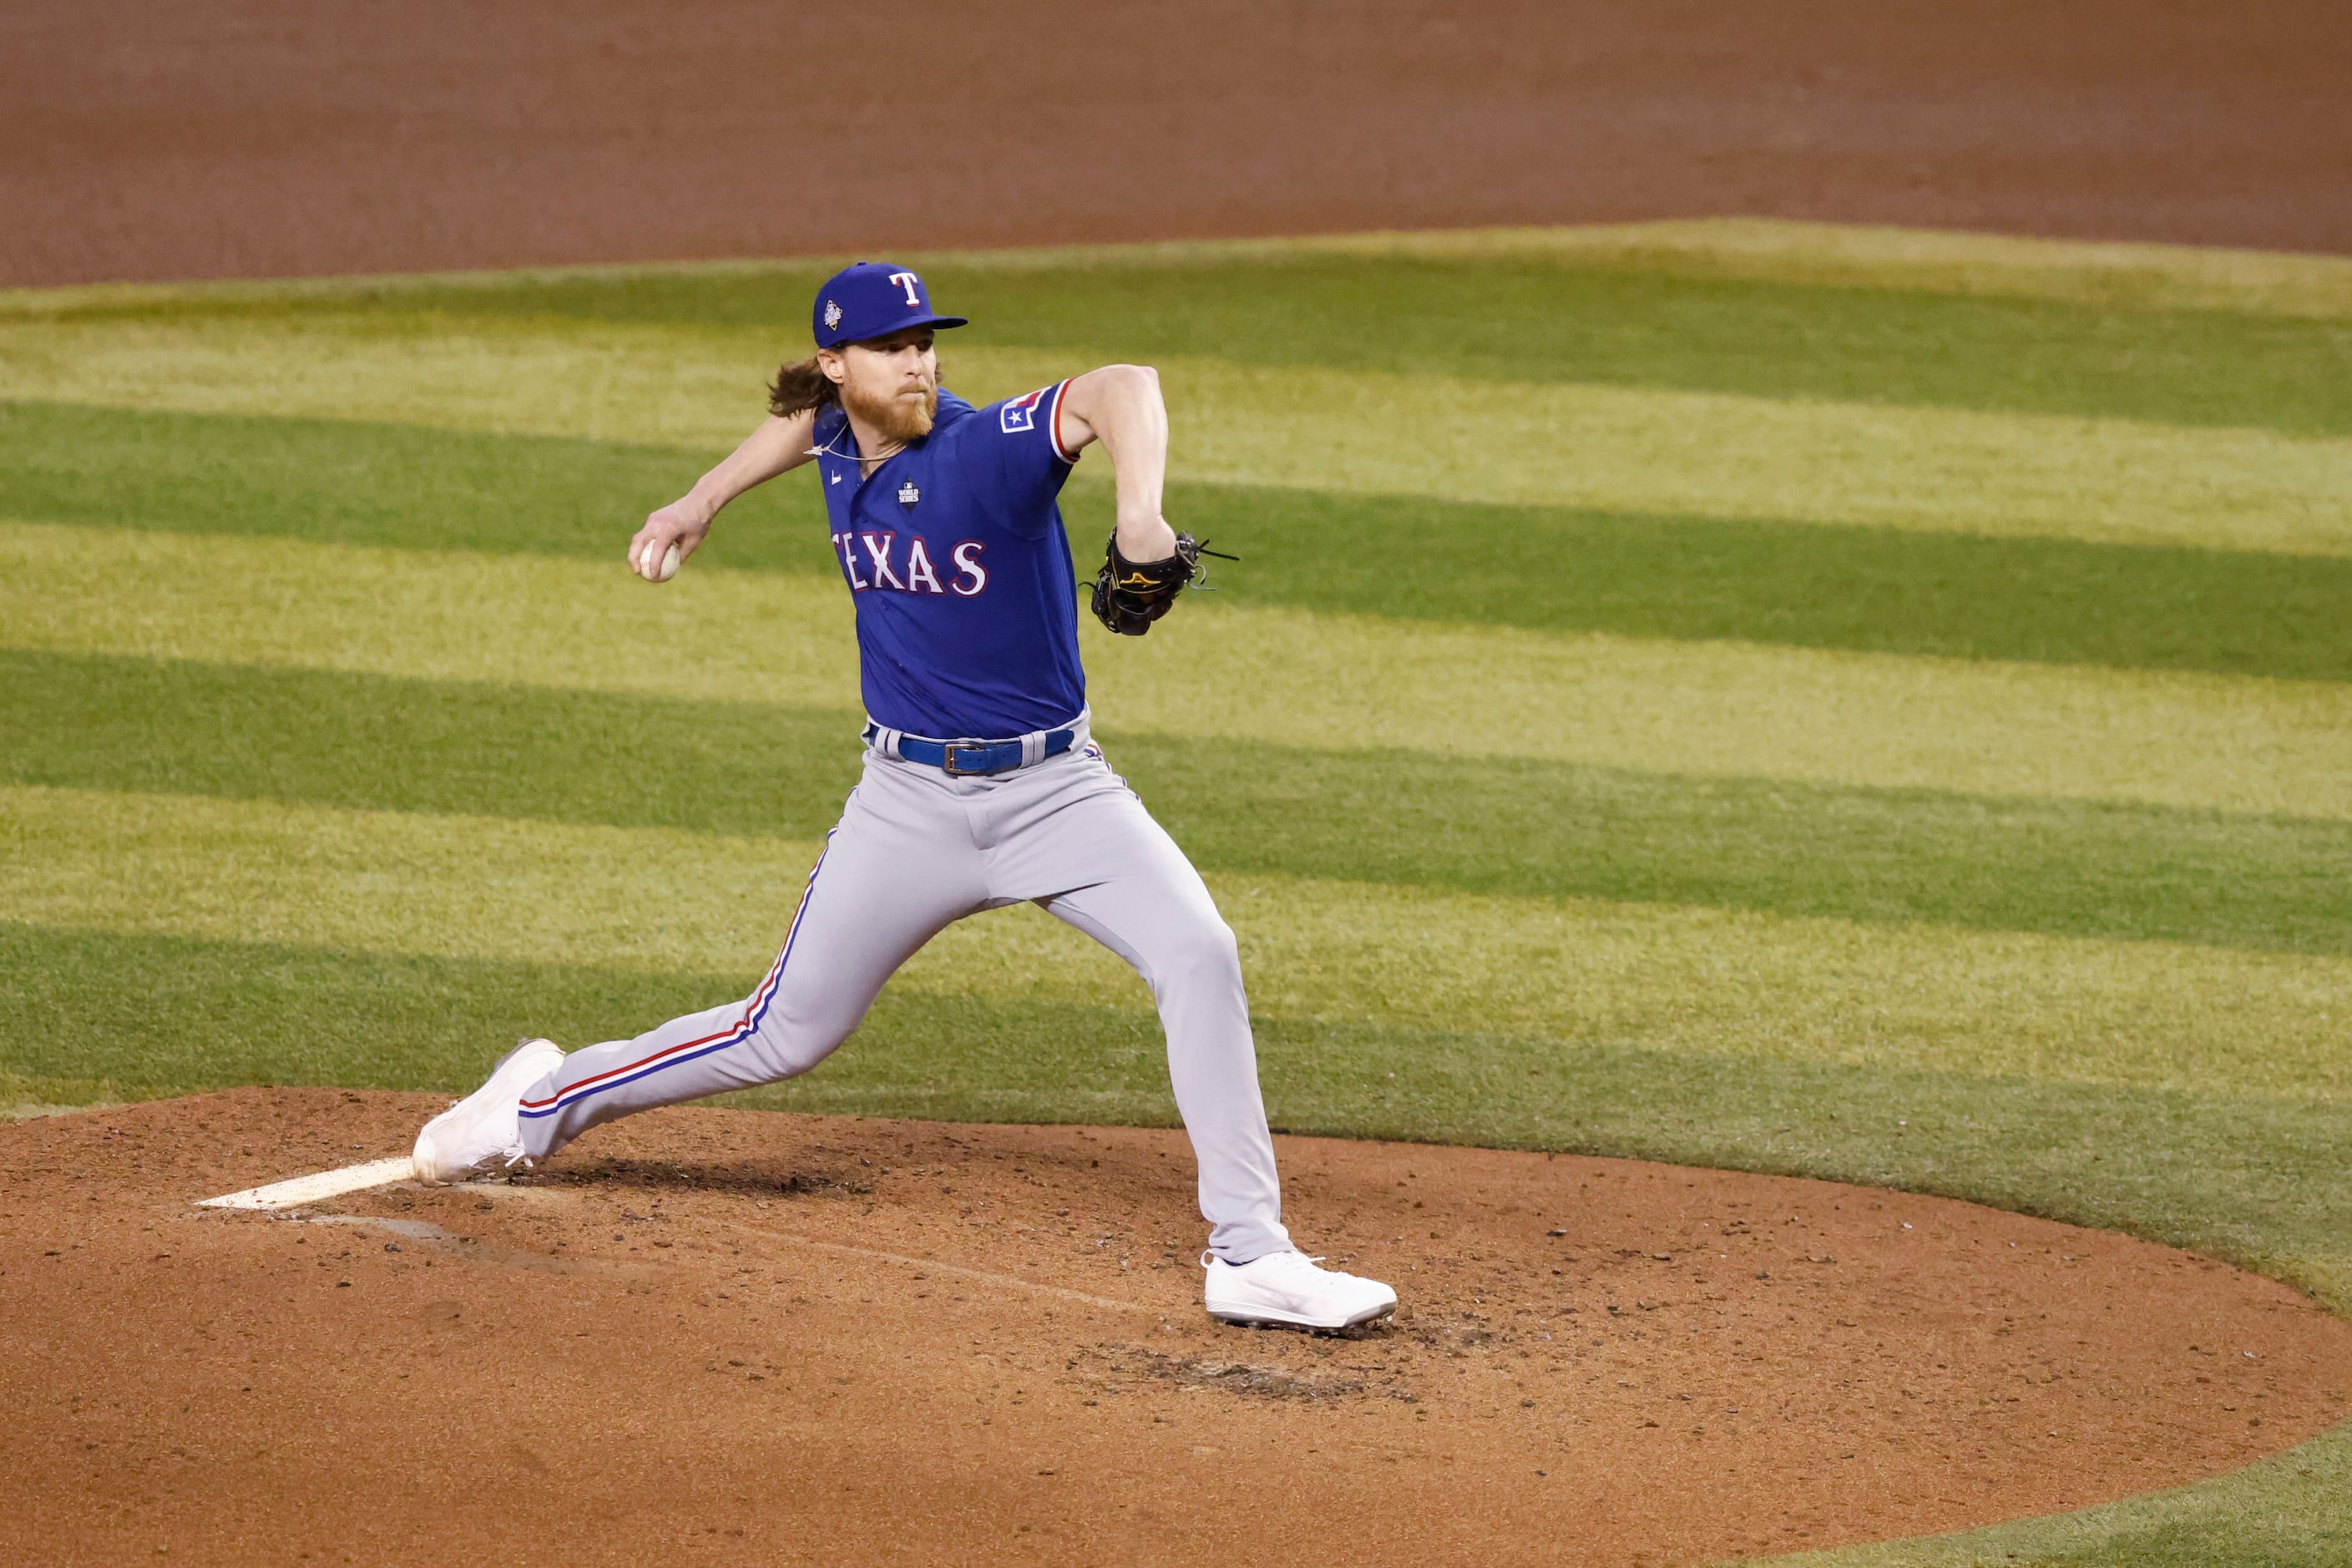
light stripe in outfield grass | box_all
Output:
[842,257,2352,437]
[4,317,2348,556]
[7,522,2347,823]
[13,221,2352,430]
[1239,220,2352,321]
[189,250,2352,438]
[9,653,2350,957]
[3,918,2347,1308]
[13,220,2351,322]
[8,402,2344,682]
[3,782,2347,1100]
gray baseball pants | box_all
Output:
[513,730,1293,1263]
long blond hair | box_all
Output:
[766,354,838,418]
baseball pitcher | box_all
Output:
[412,262,1396,1331]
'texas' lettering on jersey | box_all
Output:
[832,529,988,598]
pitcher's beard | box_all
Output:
[844,379,938,445]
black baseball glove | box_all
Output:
[1090,530,1234,635]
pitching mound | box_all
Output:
[4,1090,2348,1565]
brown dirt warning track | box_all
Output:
[4,1090,2349,1566]
[3,0,2349,288]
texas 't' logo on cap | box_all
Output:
[811,261,971,349]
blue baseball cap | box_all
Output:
[812,261,969,349]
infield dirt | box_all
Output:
[4,1088,2348,1565]
[3,0,2349,287]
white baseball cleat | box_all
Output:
[412,1037,565,1184]
[1202,1248,1399,1330]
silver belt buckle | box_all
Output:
[942,742,984,776]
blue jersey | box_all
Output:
[811,382,1086,740]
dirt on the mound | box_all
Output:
[3,0,2349,288]
[3,1090,2348,1566]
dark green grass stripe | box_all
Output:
[0,650,867,837]
[0,923,736,1095]
[85,255,2352,437]
[8,400,2344,681]
[1188,484,2352,682]
[955,258,2352,439]
[0,399,814,569]
[1133,737,2352,957]
[6,922,2347,1310]
[10,651,2348,955]
[0,921,1175,1107]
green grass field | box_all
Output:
[3,219,2349,1566]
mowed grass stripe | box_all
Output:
[13,655,2352,954]
[5,918,2349,1313]
[1142,741,2352,955]
[0,920,761,1097]
[19,224,2352,432]
[1196,486,2350,682]
[7,779,2350,1096]
[10,402,2344,682]
[1141,353,2352,557]
[9,522,2348,823]
[17,220,2352,322]
[1,653,867,839]
[1246,220,2352,321]
[11,656,2352,955]
[804,254,2352,435]
[0,401,745,567]
[6,314,2348,555]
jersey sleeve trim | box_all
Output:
[1047,377,1080,466]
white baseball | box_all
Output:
[641,541,680,583]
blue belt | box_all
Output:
[865,722,1080,777]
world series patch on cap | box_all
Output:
[812,261,969,349]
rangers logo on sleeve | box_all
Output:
[1000,381,1080,463]
[999,387,1047,433]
